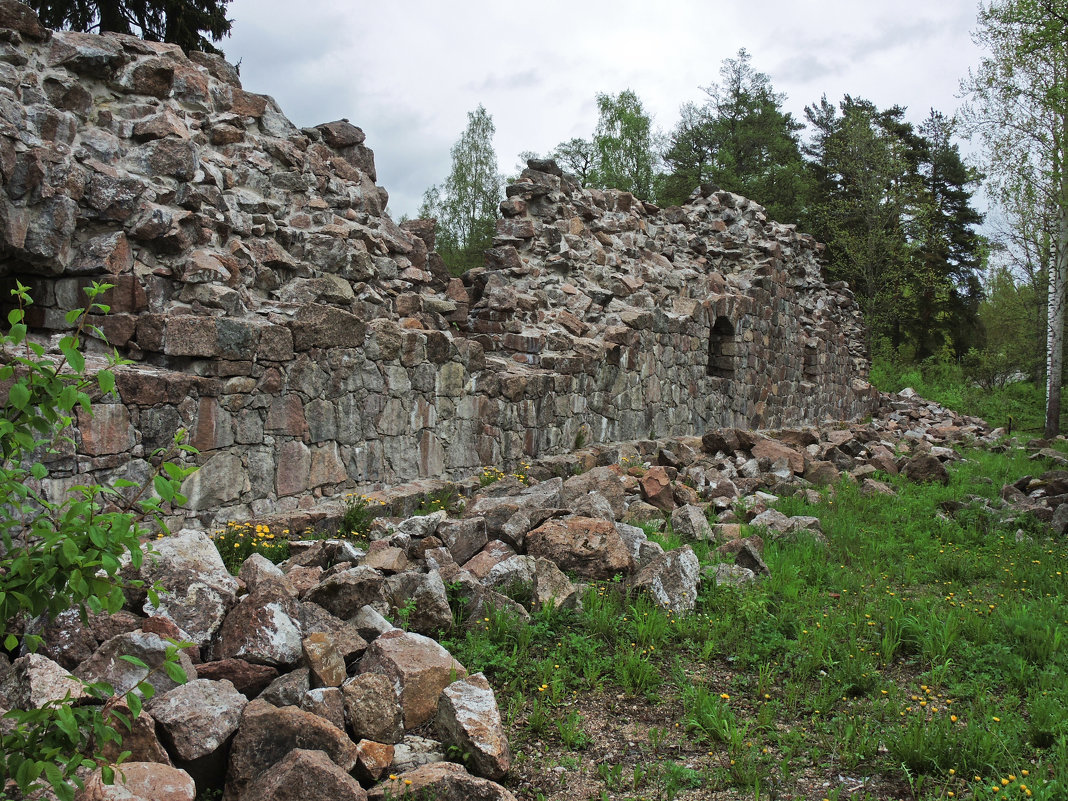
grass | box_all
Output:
[441,442,1068,800]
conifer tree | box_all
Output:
[26,0,232,53]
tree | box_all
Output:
[961,0,1068,438]
[419,105,502,275]
[26,0,233,53]
[591,89,658,200]
[661,49,813,222]
[550,137,598,187]
[803,97,985,360]
[912,110,986,359]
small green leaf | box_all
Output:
[64,308,84,325]
[127,694,142,718]
[97,370,116,395]
[163,661,187,684]
[118,655,150,670]
[5,633,18,650]
[153,475,175,502]
[8,382,29,410]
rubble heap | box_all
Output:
[0,0,873,531]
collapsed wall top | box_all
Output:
[0,2,876,526]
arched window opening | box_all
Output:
[707,317,736,378]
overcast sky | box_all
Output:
[222,0,986,221]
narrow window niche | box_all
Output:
[707,316,736,378]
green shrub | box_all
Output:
[0,281,195,799]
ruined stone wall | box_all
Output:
[0,4,876,527]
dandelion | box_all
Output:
[720,693,729,700]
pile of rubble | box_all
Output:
[9,387,1066,801]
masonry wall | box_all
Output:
[0,9,876,527]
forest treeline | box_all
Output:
[422,1,1067,438]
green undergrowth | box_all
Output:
[442,444,1068,800]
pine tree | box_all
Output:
[27,0,232,53]
[660,49,812,222]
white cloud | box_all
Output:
[223,0,985,219]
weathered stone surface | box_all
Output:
[341,672,404,744]
[139,529,239,647]
[244,748,367,801]
[670,504,712,540]
[215,585,303,668]
[902,454,950,485]
[78,762,195,801]
[353,739,394,784]
[194,659,278,698]
[526,516,633,579]
[639,466,676,511]
[258,667,310,707]
[461,539,517,579]
[752,438,805,474]
[149,678,246,769]
[631,546,700,614]
[381,570,453,635]
[4,654,87,708]
[368,762,518,801]
[304,566,385,620]
[96,700,173,765]
[300,686,346,730]
[75,631,197,697]
[303,632,347,688]
[438,518,489,565]
[562,467,626,518]
[224,699,359,801]
[706,563,758,587]
[357,629,467,729]
[434,672,511,780]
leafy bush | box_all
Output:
[0,281,195,799]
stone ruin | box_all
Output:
[0,2,876,529]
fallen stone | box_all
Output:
[215,585,303,668]
[638,466,675,511]
[670,504,712,540]
[341,671,404,744]
[357,629,467,729]
[149,678,247,785]
[353,739,395,784]
[224,699,359,801]
[76,631,197,697]
[902,454,950,485]
[368,762,517,801]
[78,762,195,801]
[526,516,633,579]
[434,672,511,780]
[630,546,700,614]
[243,748,368,801]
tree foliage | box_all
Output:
[419,105,502,276]
[961,0,1068,437]
[591,89,658,200]
[660,49,812,222]
[26,0,232,53]
[0,282,195,799]
[804,96,985,360]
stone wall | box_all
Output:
[0,3,876,527]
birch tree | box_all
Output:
[962,0,1068,438]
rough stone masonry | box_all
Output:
[0,2,877,527]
